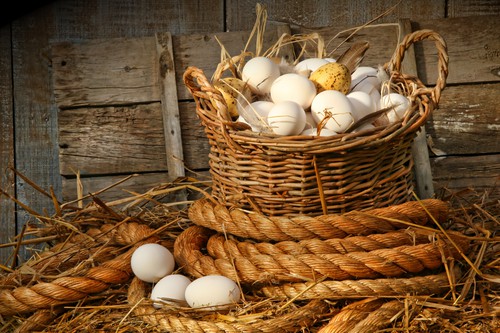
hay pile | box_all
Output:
[0,175,498,333]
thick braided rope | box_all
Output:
[174,226,469,284]
[257,267,459,300]
[0,222,157,316]
[188,198,449,241]
[206,229,438,258]
[318,298,404,333]
[1,222,147,288]
[128,277,329,333]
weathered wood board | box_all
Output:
[52,23,292,107]
[412,15,500,85]
[61,171,213,206]
[58,103,168,176]
[52,37,160,108]
[431,154,499,198]
[0,25,15,264]
[427,83,500,155]
[226,0,446,30]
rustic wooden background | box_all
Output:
[1,0,499,264]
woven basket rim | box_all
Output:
[183,29,448,152]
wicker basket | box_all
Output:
[183,29,448,217]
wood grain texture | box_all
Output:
[58,104,168,176]
[412,15,500,85]
[226,0,445,30]
[52,0,224,38]
[61,170,212,203]
[11,5,62,262]
[156,32,185,180]
[61,172,169,204]
[447,0,500,18]
[58,101,210,176]
[179,101,211,170]
[52,37,160,108]
[398,19,435,199]
[432,154,499,201]
[426,83,500,155]
[294,24,400,68]
[0,25,15,265]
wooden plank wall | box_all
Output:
[52,25,292,201]
[1,0,499,265]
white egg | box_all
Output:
[369,88,381,111]
[380,93,410,123]
[350,78,377,95]
[270,73,316,109]
[242,56,280,95]
[184,275,240,310]
[151,274,192,309]
[267,101,306,136]
[301,127,337,136]
[239,100,274,132]
[350,66,380,91]
[305,111,317,129]
[131,243,175,283]
[246,100,274,118]
[311,90,355,133]
[347,91,376,121]
[294,58,329,77]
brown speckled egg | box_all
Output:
[213,77,252,120]
[309,62,351,94]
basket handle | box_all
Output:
[387,29,449,104]
[183,66,233,122]
[183,66,251,152]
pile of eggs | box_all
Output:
[214,56,410,136]
[131,243,241,310]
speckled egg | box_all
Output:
[309,62,351,94]
[213,77,252,120]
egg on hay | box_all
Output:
[130,243,175,283]
[184,275,241,311]
[150,274,192,309]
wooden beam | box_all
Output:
[156,32,185,181]
[0,25,15,265]
[398,19,435,199]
